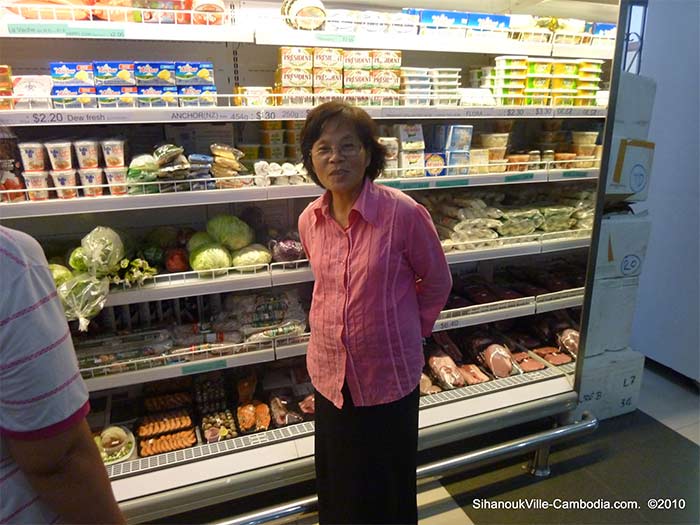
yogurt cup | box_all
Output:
[429,68,462,75]
[574,96,597,106]
[495,56,528,69]
[101,139,125,167]
[576,59,603,72]
[577,80,601,91]
[23,171,50,201]
[525,76,551,90]
[488,159,508,173]
[79,168,104,197]
[572,131,599,145]
[45,141,73,170]
[18,143,47,171]
[527,58,553,75]
[551,89,577,106]
[488,146,507,160]
[73,140,100,169]
[552,61,579,76]
[401,67,430,75]
[104,166,127,196]
[551,77,578,90]
[50,169,78,199]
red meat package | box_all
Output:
[431,332,463,365]
[458,364,490,385]
[479,344,514,378]
[269,393,304,427]
[419,372,441,395]
[427,349,465,389]
[511,352,546,372]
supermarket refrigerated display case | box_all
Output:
[0,0,651,522]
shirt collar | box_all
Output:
[312,178,379,227]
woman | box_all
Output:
[298,101,452,525]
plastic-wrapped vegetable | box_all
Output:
[497,208,544,237]
[189,243,231,275]
[127,154,159,195]
[81,227,124,277]
[68,247,89,272]
[153,144,185,166]
[206,215,254,251]
[49,264,73,288]
[57,274,110,331]
[246,320,306,343]
[230,244,272,271]
[269,238,305,263]
[538,206,576,232]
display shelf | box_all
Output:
[269,261,314,287]
[540,230,592,253]
[0,103,607,128]
[534,287,585,313]
[552,43,614,60]
[274,335,311,360]
[558,362,577,375]
[444,236,541,265]
[104,266,272,307]
[82,345,275,392]
[433,297,537,332]
[548,167,600,182]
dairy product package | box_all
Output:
[175,62,215,86]
[276,68,313,88]
[51,86,97,109]
[136,85,178,107]
[370,50,402,70]
[178,85,217,106]
[278,47,314,69]
[134,62,176,86]
[425,152,447,176]
[313,68,343,90]
[313,48,344,69]
[12,75,53,109]
[343,69,372,89]
[276,87,312,106]
[395,124,425,151]
[399,150,425,177]
[93,61,135,86]
[50,62,94,86]
[235,86,275,106]
[370,69,400,89]
[97,85,137,108]
[343,50,372,70]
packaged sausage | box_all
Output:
[278,47,314,69]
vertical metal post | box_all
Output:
[528,445,551,477]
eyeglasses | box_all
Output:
[311,143,363,159]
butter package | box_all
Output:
[394,124,425,150]
[343,69,372,89]
[175,62,215,86]
[276,68,313,88]
[370,69,400,89]
[137,85,178,107]
[313,68,343,90]
[235,86,274,106]
[314,48,344,69]
[93,61,135,86]
[424,152,447,176]
[279,47,314,69]
[370,88,399,106]
[343,50,372,70]
[96,85,137,108]
[134,62,176,86]
[399,150,425,178]
[178,85,217,106]
[51,86,97,108]
[344,89,372,106]
[276,86,312,106]
[313,88,343,104]
[370,50,402,70]
[50,62,94,86]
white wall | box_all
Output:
[632,0,700,380]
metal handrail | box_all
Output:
[210,413,598,525]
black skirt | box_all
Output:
[314,383,420,525]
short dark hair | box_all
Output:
[300,101,387,188]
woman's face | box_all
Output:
[310,118,370,196]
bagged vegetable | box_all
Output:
[49,264,73,288]
[269,238,305,263]
[68,246,89,272]
[538,205,576,232]
[230,244,272,271]
[153,144,185,166]
[189,243,231,275]
[81,226,125,277]
[246,320,306,343]
[127,154,159,195]
[206,215,254,251]
[58,274,110,331]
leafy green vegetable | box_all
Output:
[81,227,125,277]
[110,258,158,288]
[139,245,164,267]
[230,244,272,271]
[69,247,89,272]
[57,274,110,331]
[189,243,231,275]
[186,232,214,253]
[145,226,179,249]
[49,264,73,288]
[206,215,254,251]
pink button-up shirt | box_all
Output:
[298,180,452,408]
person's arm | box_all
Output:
[405,204,453,337]
[6,419,125,525]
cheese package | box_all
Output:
[370,69,400,89]
[446,151,470,175]
[425,152,447,176]
[344,69,372,89]
[399,150,425,178]
[344,89,371,106]
[276,68,313,88]
[96,85,137,108]
[0,85,13,110]
[394,124,425,150]
[377,136,399,159]
[50,62,94,86]
[370,50,402,70]
[279,47,314,69]
[343,50,372,70]
[137,85,178,107]
[371,88,399,106]
[177,85,217,106]
[51,86,97,109]
[313,68,343,90]
[175,62,215,86]
[134,62,176,86]
[314,48,344,69]
[93,61,135,86]
[12,75,53,109]
[235,86,275,106]
[313,88,343,104]
[446,125,473,151]
[276,86,313,106]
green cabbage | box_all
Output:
[81,227,125,277]
[187,232,215,253]
[57,274,110,331]
[145,226,179,249]
[49,264,73,288]
[68,247,88,272]
[206,215,254,251]
[189,243,231,275]
[230,244,272,271]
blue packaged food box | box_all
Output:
[432,125,448,151]
[137,85,178,107]
[446,125,473,151]
[134,62,176,86]
[96,86,138,108]
[418,9,470,27]
[49,62,94,86]
[424,152,447,176]
[177,85,217,107]
[51,86,97,108]
[93,61,135,86]
[593,23,616,37]
[446,151,470,176]
[467,13,510,30]
[175,62,215,86]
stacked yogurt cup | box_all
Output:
[524,57,552,106]
[429,68,461,106]
[575,59,603,106]
[492,56,527,106]
[399,67,431,106]
[550,60,579,106]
